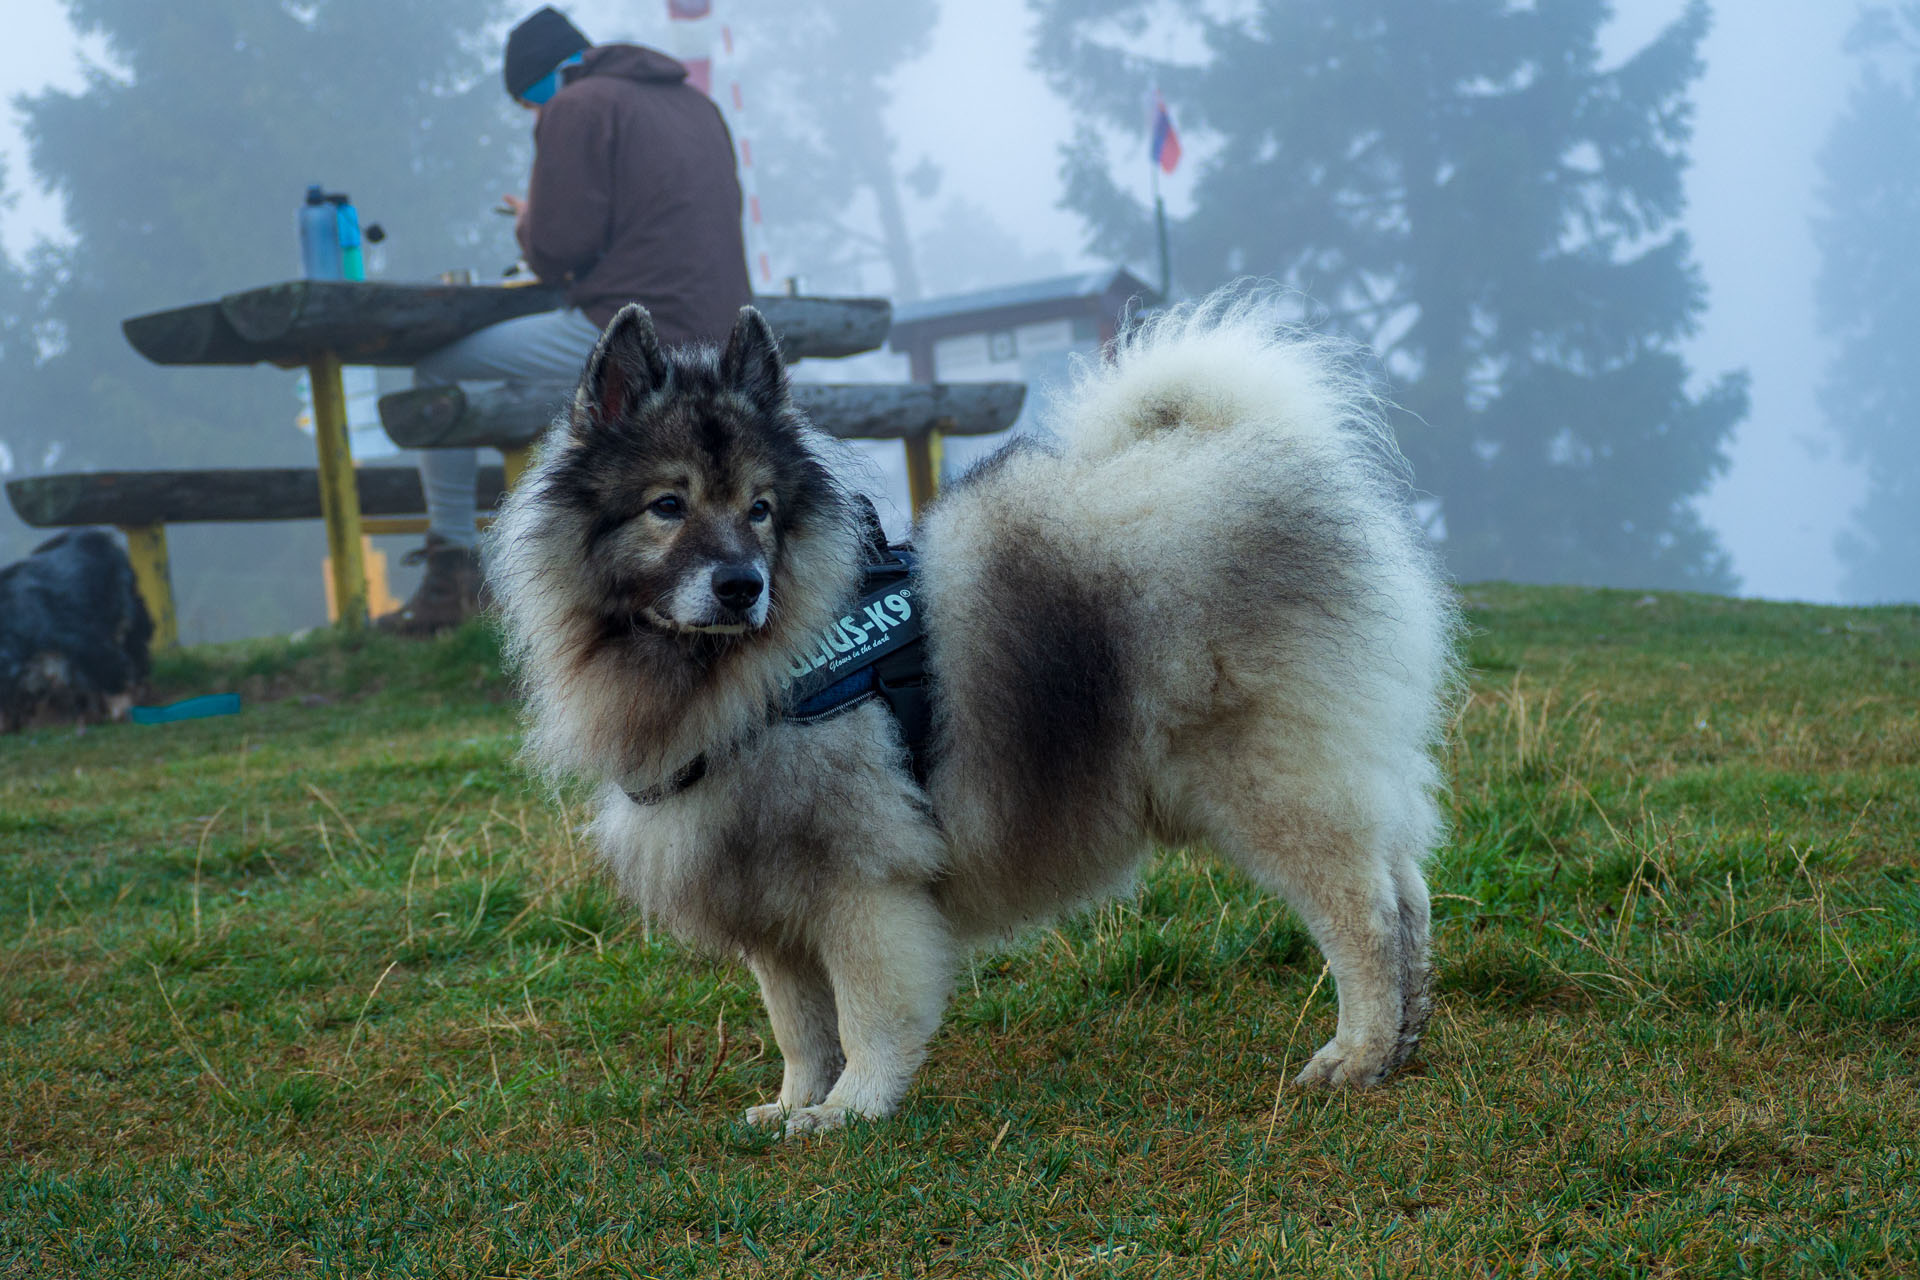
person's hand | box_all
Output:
[502,193,530,236]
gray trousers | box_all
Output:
[411,308,602,548]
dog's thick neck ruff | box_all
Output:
[621,530,933,808]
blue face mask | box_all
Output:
[519,52,584,105]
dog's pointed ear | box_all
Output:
[719,306,789,412]
[575,304,670,431]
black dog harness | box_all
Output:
[623,511,933,807]
[783,545,932,760]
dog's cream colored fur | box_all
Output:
[491,293,1459,1133]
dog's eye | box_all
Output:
[748,499,773,523]
[649,495,685,519]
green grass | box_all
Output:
[2,584,1917,1277]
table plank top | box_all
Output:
[121,279,893,368]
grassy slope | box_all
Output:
[1,585,1916,1278]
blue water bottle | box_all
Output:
[298,185,343,279]
[335,197,366,281]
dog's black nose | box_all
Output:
[711,564,764,611]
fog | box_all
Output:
[0,0,1900,613]
[1632,0,1864,604]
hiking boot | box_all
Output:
[375,535,481,637]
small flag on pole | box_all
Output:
[1149,91,1181,175]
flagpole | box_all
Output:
[1152,161,1171,300]
[1148,91,1172,299]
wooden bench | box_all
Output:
[5,465,508,650]
[50,283,1025,647]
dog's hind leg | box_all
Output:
[1378,848,1434,1075]
[744,947,844,1127]
[777,883,952,1135]
[1209,787,1435,1088]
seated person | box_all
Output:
[381,4,752,635]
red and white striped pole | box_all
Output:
[665,0,775,287]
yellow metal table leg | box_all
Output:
[308,351,368,628]
[502,445,533,491]
[118,523,178,650]
[904,424,946,520]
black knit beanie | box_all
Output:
[504,7,591,100]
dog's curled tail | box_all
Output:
[1049,287,1400,472]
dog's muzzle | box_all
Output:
[645,559,770,635]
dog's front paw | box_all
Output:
[1294,1038,1397,1089]
[782,1103,854,1135]
[741,1101,857,1134]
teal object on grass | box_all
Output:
[131,693,242,725]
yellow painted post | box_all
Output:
[324,537,399,621]
[501,445,533,491]
[308,350,368,628]
[903,422,947,519]
[118,524,178,650]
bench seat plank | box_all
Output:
[379,381,1029,451]
[5,465,508,529]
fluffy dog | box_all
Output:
[490,292,1459,1132]
[0,528,153,733]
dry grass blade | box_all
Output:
[150,963,243,1111]
[304,781,369,855]
[346,960,400,1063]
[191,803,230,946]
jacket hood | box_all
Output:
[571,44,690,87]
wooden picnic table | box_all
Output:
[121,279,892,628]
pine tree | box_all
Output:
[1817,3,1920,603]
[2,0,525,634]
[1035,0,1747,589]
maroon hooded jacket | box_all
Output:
[518,44,753,345]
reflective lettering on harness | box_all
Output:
[863,587,912,634]
[783,565,919,702]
